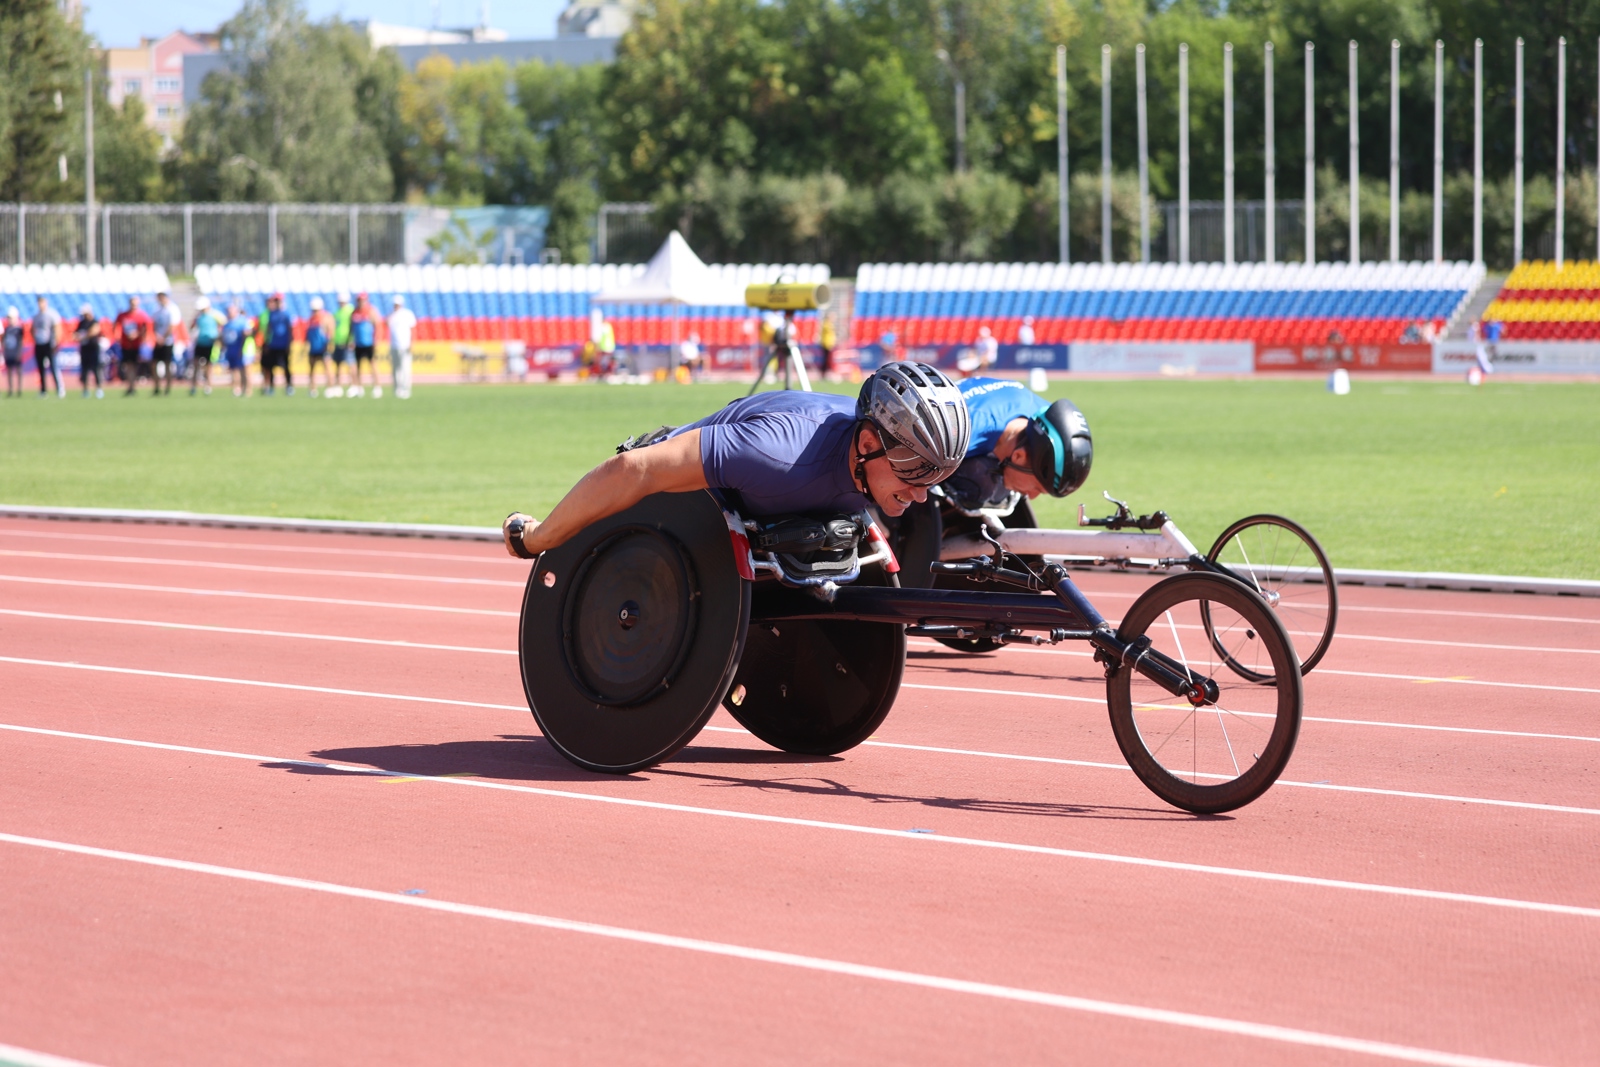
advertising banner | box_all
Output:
[1255,343,1433,372]
[1432,340,1600,375]
[856,343,1072,372]
[1071,342,1255,375]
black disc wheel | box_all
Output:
[519,491,751,773]
[1203,514,1337,678]
[728,568,905,755]
[1107,571,1303,814]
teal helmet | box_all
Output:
[1022,398,1093,496]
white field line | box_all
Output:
[6,718,1600,921]
[0,525,508,564]
[0,1042,104,1067]
[0,574,518,617]
[0,609,516,657]
[0,831,1544,1067]
[0,549,524,589]
[6,647,1597,815]
[0,656,525,713]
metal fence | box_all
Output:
[597,202,664,264]
[0,204,408,271]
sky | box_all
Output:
[85,0,569,47]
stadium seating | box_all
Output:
[194,263,829,346]
[852,261,1482,347]
[1480,261,1600,340]
[0,264,173,323]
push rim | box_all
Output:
[1203,513,1338,678]
[1106,571,1302,815]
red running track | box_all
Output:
[0,516,1596,1067]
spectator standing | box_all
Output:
[975,325,998,371]
[75,305,103,398]
[150,292,179,396]
[189,297,225,396]
[221,302,252,397]
[1017,316,1036,347]
[348,292,379,398]
[386,295,416,399]
[819,315,837,380]
[115,297,154,396]
[32,296,64,398]
[260,293,295,396]
[304,297,336,396]
[3,308,24,396]
[327,291,354,397]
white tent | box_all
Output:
[590,231,745,306]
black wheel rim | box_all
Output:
[1203,514,1338,677]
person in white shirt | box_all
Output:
[1017,315,1036,347]
[31,296,64,397]
[386,294,417,400]
[975,325,998,370]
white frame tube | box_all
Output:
[1433,40,1444,264]
[1179,43,1190,264]
[1390,40,1400,262]
[1225,42,1235,265]
[1057,45,1069,264]
[1349,40,1360,265]
[1305,42,1316,264]
[1102,44,1113,264]
[1556,37,1566,269]
[1137,43,1150,263]
[1265,41,1276,264]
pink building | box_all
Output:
[101,31,218,147]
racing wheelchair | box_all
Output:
[516,489,1304,815]
[892,488,1338,679]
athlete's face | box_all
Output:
[1002,447,1047,499]
[857,425,931,516]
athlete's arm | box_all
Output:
[507,429,708,557]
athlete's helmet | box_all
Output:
[856,362,971,486]
[1022,398,1093,497]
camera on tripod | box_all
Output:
[744,282,831,311]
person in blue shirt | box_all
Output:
[941,376,1093,512]
[260,293,296,396]
[221,303,253,397]
[503,363,972,559]
[188,296,225,396]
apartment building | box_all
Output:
[101,31,218,147]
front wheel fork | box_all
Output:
[1090,626,1219,707]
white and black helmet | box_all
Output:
[856,362,972,486]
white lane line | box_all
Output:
[0,549,524,589]
[0,832,1542,1067]
[0,574,518,617]
[1342,604,1600,626]
[901,678,1600,743]
[0,656,525,713]
[6,720,1600,924]
[0,525,507,565]
[0,609,516,657]
[5,653,1596,817]
[709,730,1600,816]
[924,642,1600,695]
[1310,633,1600,655]
[0,1042,105,1067]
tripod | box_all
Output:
[746,311,813,396]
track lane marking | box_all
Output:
[0,831,1543,1067]
[5,655,1598,815]
[0,525,508,564]
[5,720,1600,920]
[0,1042,104,1067]
[1341,604,1600,626]
[0,574,518,617]
[0,549,524,588]
[0,609,516,656]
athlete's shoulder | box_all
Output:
[958,376,1027,398]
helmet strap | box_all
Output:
[853,420,888,493]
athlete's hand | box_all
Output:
[503,513,541,560]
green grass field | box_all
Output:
[1,377,1596,578]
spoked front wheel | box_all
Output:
[1204,513,1337,677]
[1107,572,1302,814]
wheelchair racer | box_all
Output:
[503,362,972,559]
[893,376,1093,586]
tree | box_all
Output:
[175,0,401,201]
[0,0,88,201]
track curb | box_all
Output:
[3,503,1598,598]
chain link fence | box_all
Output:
[0,204,408,271]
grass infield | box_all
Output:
[1,377,1595,578]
